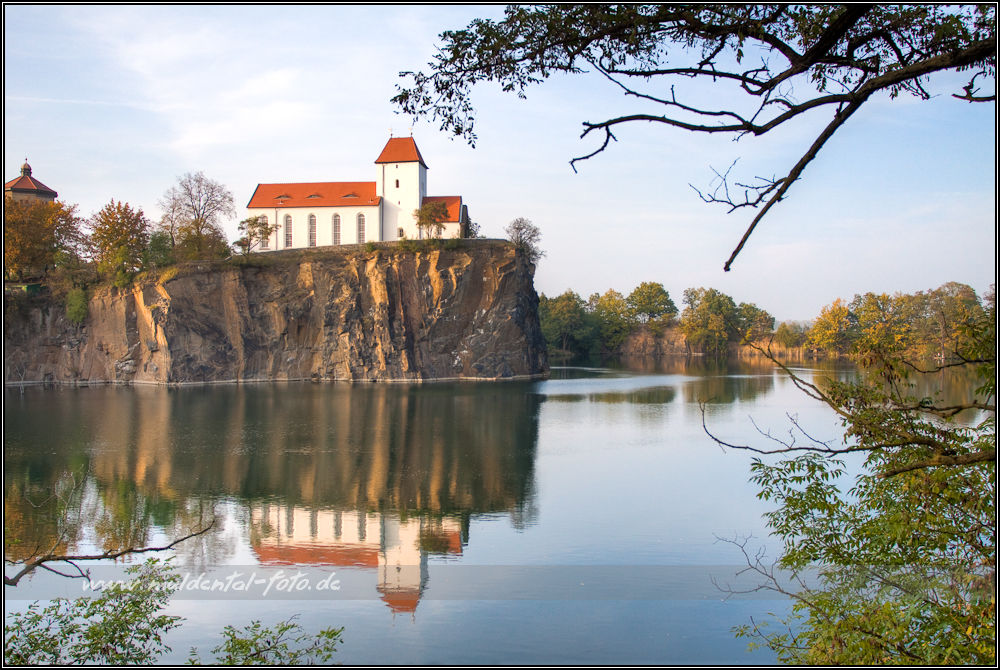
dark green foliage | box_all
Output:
[626,281,677,324]
[588,289,636,352]
[679,287,740,357]
[143,230,176,269]
[540,283,774,358]
[189,618,343,665]
[175,221,230,261]
[538,290,597,358]
[4,559,181,665]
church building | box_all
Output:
[246,137,470,251]
[4,161,58,203]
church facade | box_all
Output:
[245,137,470,251]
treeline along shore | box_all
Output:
[540,281,994,365]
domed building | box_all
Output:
[4,161,58,203]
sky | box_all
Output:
[4,5,996,321]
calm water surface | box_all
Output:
[7,358,963,664]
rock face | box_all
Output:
[4,242,549,384]
[619,326,690,357]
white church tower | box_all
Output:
[374,136,428,240]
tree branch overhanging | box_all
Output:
[4,520,216,587]
[393,5,996,271]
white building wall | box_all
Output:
[376,162,426,241]
[248,204,383,251]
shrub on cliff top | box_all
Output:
[65,287,88,325]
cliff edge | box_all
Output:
[4,242,549,384]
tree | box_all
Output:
[143,230,176,269]
[625,281,677,325]
[4,196,86,281]
[679,287,739,357]
[919,282,985,361]
[414,200,450,239]
[773,321,808,349]
[807,298,854,355]
[504,216,545,264]
[708,290,995,664]
[234,215,278,257]
[158,172,236,260]
[736,302,775,343]
[465,218,482,238]
[394,5,996,270]
[588,289,636,352]
[90,200,150,287]
[175,218,231,261]
[538,290,594,356]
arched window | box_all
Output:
[284,215,293,248]
[260,215,269,249]
[357,213,365,244]
[308,214,317,247]
[332,214,341,245]
[397,227,404,239]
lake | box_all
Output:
[3,358,905,664]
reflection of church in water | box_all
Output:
[250,504,465,614]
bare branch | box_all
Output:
[953,71,997,102]
[4,520,216,587]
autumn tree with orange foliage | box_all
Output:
[90,200,150,287]
[3,195,86,281]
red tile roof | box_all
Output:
[252,543,380,567]
[4,175,57,198]
[378,589,422,613]
[246,182,379,209]
[374,137,428,168]
[422,195,463,223]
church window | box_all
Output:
[397,227,404,239]
[395,179,399,188]
[284,215,293,247]
[308,214,317,247]
[260,215,269,249]
[332,214,341,245]
[357,213,366,244]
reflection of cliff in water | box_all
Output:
[4,383,541,567]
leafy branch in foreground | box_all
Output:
[3,559,343,666]
[707,293,996,663]
[188,616,344,665]
[394,5,995,270]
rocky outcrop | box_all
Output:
[3,242,549,384]
[619,326,690,357]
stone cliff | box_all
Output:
[4,242,549,384]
